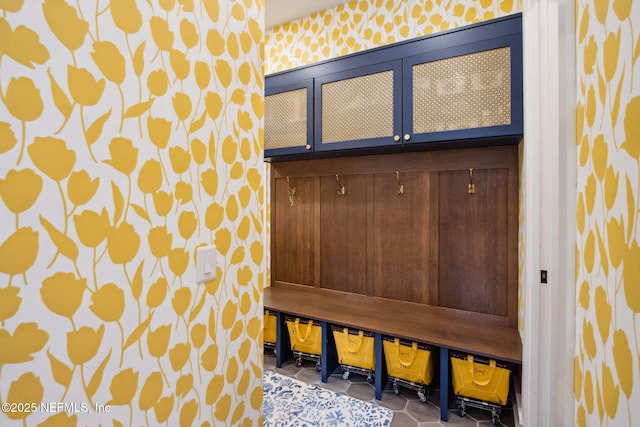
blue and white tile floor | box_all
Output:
[263,369,393,426]
[264,352,515,427]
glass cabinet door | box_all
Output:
[265,80,313,157]
[314,61,402,152]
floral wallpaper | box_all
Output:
[574,0,639,425]
[265,0,523,74]
[0,0,265,426]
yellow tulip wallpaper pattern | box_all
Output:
[265,0,523,75]
[575,0,639,426]
[0,0,264,426]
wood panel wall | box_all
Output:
[270,145,519,328]
[320,174,368,294]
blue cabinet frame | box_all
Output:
[313,60,404,152]
[402,33,523,145]
[264,14,523,160]
[264,79,314,158]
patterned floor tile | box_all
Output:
[264,353,515,427]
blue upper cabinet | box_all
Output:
[264,14,522,160]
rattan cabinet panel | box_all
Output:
[264,80,314,157]
[411,47,511,134]
[314,61,402,152]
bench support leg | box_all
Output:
[374,333,387,400]
[440,347,449,421]
[275,312,292,368]
[321,322,339,383]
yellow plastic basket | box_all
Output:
[264,310,277,345]
[451,354,510,405]
[383,337,434,386]
[332,327,375,371]
[286,317,322,356]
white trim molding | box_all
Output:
[521,0,576,426]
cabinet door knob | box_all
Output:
[305,144,311,150]
[394,135,401,142]
[404,134,411,141]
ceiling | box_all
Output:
[265,0,351,29]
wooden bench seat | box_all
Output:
[264,285,522,421]
[265,286,522,363]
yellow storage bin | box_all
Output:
[332,326,375,371]
[264,310,277,345]
[383,337,435,386]
[285,316,322,356]
[451,354,510,405]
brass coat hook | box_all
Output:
[336,174,345,196]
[286,176,296,206]
[468,168,475,195]
[396,171,404,195]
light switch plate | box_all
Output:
[196,245,217,284]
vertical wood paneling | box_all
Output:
[373,171,431,303]
[320,174,368,294]
[273,176,315,286]
[437,168,510,317]
[270,147,518,327]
